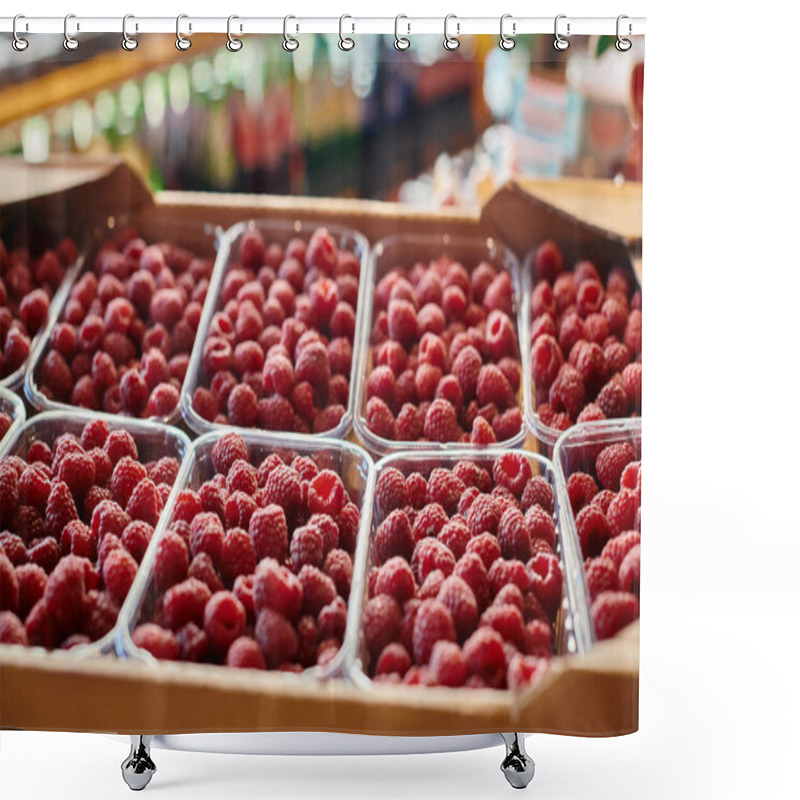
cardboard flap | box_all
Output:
[0,156,153,245]
[481,178,642,273]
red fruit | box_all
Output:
[585,557,619,602]
[253,560,302,620]
[375,468,410,518]
[596,443,637,491]
[607,489,639,538]
[549,364,586,421]
[528,553,563,619]
[126,478,161,527]
[163,577,212,630]
[204,590,246,654]
[363,593,402,661]
[375,642,412,677]
[534,240,563,283]
[567,472,599,515]
[375,510,414,565]
[219,528,257,585]
[427,640,466,686]
[601,530,641,571]
[0,554,19,613]
[410,538,455,586]
[132,623,179,660]
[255,608,298,668]
[451,345,482,401]
[623,309,642,355]
[44,555,87,632]
[211,432,248,476]
[575,505,611,558]
[323,549,353,598]
[483,272,514,316]
[476,365,514,410]
[622,362,642,412]
[421,399,459,443]
[426,469,465,516]
[154,530,189,592]
[307,470,345,519]
[496,509,532,562]
[101,548,137,604]
[454,552,492,611]
[298,565,336,617]
[412,503,448,542]
[436,575,478,641]
[463,627,506,686]
[225,636,266,670]
[0,610,27,645]
[365,397,394,440]
[15,563,47,618]
[480,603,527,651]
[290,525,324,572]
[374,556,416,605]
[317,596,347,641]
[619,545,641,597]
[247,506,287,563]
[263,464,302,520]
[465,533,501,573]
[44,480,79,539]
[189,511,225,565]
[592,590,639,640]
[412,598,456,665]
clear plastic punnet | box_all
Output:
[116,429,376,683]
[553,418,642,645]
[353,233,527,458]
[0,409,192,657]
[180,220,371,440]
[346,447,590,689]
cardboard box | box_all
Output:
[0,156,639,737]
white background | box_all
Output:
[3,1,800,798]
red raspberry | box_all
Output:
[365,396,395,439]
[567,473,599,514]
[219,527,257,585]
[497,509,532,562]
[132,623,179,660]
[222,635,264,670]
[622,363,642,411]
[375,468,410,518]
[601,531,641,572]
[211,432,248,477]
[336,502,360,555]
[375,642,412,677]
[307,470,345,519]
[416,303,446,338]
[366,365,396,410]
[531,312,557,343]
[110,457,146,508]
[163,577,212,629]
[533,240,563,283]
[623,309,642,355]
[527,552,563,619]
[101,547,137,605]
[520,476,554,515]
[77,419,109,452]
[592,490,616,514]
[254,608,298,668]
[154,530,189,592]
[427,640,465,687]
[19,288,50,335]
[524,505,556,551]
[148,456,180,487]
[414,363,442,403]
[412,598,456,665]
[467,416,493,444]
[585,557,619,602]
[247,505,287,562]
[146,383,180,419]
[596,443,637,491]
[492,453,532,498]
[410,538,455,585]
[263,465,302,519]
[126,478,161,526]
[203,590,246,655]
[488,558,531,596]
[425,469,463,516]
[420,569,444,599]
[15,563,47,618]
[321,549,352,598]
[483,272,513,316]
[313,404,346,434]
[44,555,88,633]
[44,480,79,539]
[19,466,51,512]
[494,583,524,612]
[436,575,478,641]
[530,334,565,393]
[253,559,302,620]
[595,376,628,420]
[60,520,94,559]
[476,364,514,410]
[485,311,517,361]
[290,525,324,572]
[375,510,413,565]
[0,554,19,614]
[480,603,527,651]
[466,493,500,538]
[104,429,137,465]
[463,627,506,687]
[23,598,58,648]
[225,491,257,529]
[297,564,336,617]
[548,364,586,421]
[363,593,402,660]
[0,610,27,645]
[372,556,414,605]
[438,518,470,560]
[575,503,611,558]
[507,653,549,690]
[189,512,225,564]
[592,590,639,640]
[421,399,459,443]
[453,552,492,611]
[26,440,53,467]
[452,345,483,401]
[306,514,339,556]
[223,383,256,428]
[318,596,347,641]
[619,540,641,596]
[606,489,639,537]
[576,403,606,425]
[465,533,501,573]
[412,503,448,543]
[294,342,330,402]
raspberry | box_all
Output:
[567,473,599,514]
[148,457,180,487]
[19,466,51,512]
[620,461,641,494]
[264,465,302,520]
[463,627,506,687]
[524,506,556,551]
[226,636,266,670]
[507,653,549,690]
[607,489,639,537]
[247,505,287,562]
[534,240,563,283]
[452,345,483,401]
[44,555,87,633]
[576,502,611,557]
[337,502,360,554]
[104,429,137,464]
[323,549,353,598]
[486,311,517,361]
[530,334,564,392]
[480,603,527,651]
[146,383,180,418]
[488,558,531,596]
[154,530,189,592]
[426,469,464,516]
[19,288,50,335]
[44,480,79,539]
[295,342,330,402]
[466,494,500,538]
[596,443,637,491]
[623,309,642,355]
[308,470,345,519]
[60,520,95,559]
[619,545,641,597]
[189,512,225,564]
[427,640,466,687]
[438,519,471,560]
[373,556,415,605]
[577,403,606,424]
[492,408,523,443]
[255,609,298,668]
[42,350,73,400]
[585,557,619,602]
[0,554,19,613]
[521,476,554,515]
[412,598,456,665]
[465,533,502,572]
[470,416,496,444]
[497,509,532,562]
[110,457,146,508]
[290,525,324,571]
[375,642,412,677]
[211,433,249,476]
[592,590,639,640]
[318,596,347,641]
[132,623,179,660]
[420,569,444,599]
[422,398,460,443]
[412,503,448,543]
[15,563,47,618]
[492,454,532,497]
[596,376,629,419]
[298,565,336,617]
[411,538,456,585]
[227,383,258,428]
[26,537,59,573]
[436,576,478,641]
[0,610,27,645]
[225,491,257,529]
[363,593,402,661]
[494,583,524,611]
[549,364,586,420]
[306,514,338,556]
[313,405,346,434]
[366,365,396,409]
[622,363,642,411]
[126,478,161,526]
[253,559,302,621]
[528,552,563,619]
[601,530,641,570]
[365,397,395,439]
[375,510,414,565]
[476,364,515,410]
[375,468,410,519]
[26,440,53,467]
[592,490,617,514]
[453,552,492,611]
[164,577,212,629]
[220,528,257,585]
[203,590,246,655]
[483,272,513,316]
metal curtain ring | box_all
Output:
[63,14,79,51]
[443,14,459,51]
[227,15,243,51]
[553,14,570,51]
[616,14,632,51]
[122,14,138,51]
[283,15,299,51]
[499,14,515,50]
[394,15,410,51]
[339,15,354,51]
[12,15,29,51]
[176,14,192,51]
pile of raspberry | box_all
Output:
[129,432,360,670]
[36,228,213,419]
[567,441,641,641]
[363,453,561,690]
[0,418,182,650]
[191,227,360,434]
[364,255,523,444]
[529,240,642,432]
[1,236,77,381]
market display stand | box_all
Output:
[0,157,642,790]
